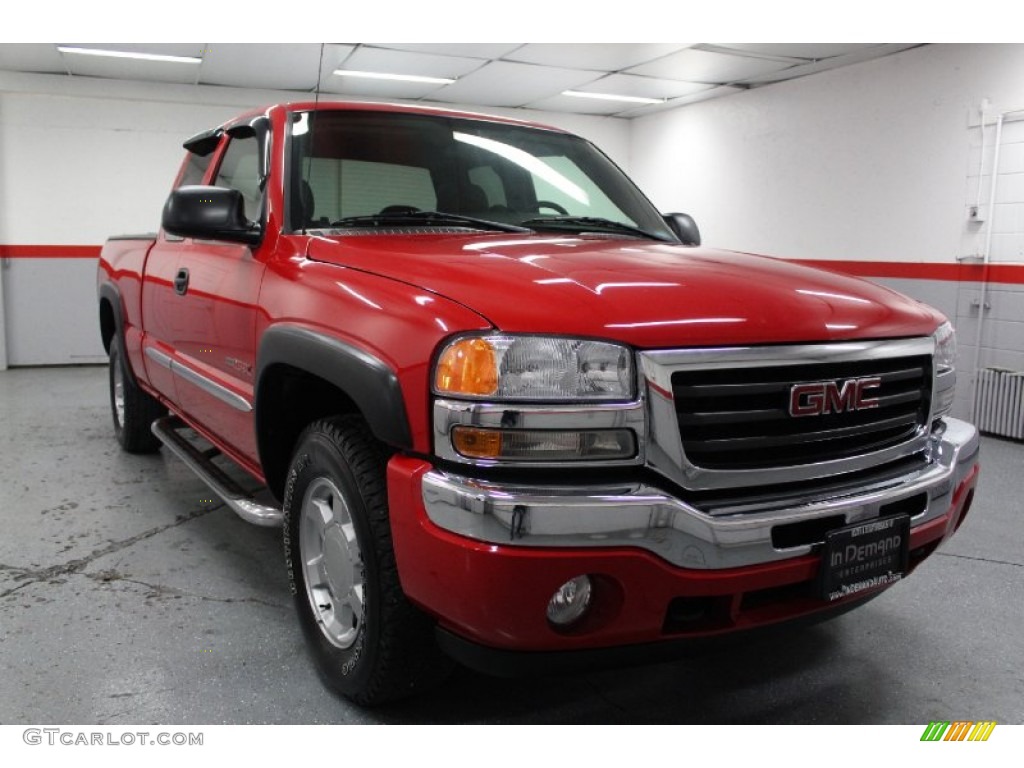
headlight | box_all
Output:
[434,335,634,401]
[934,321,956,375]
[933,321,956,418]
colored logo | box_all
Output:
[920,721,997,741]
[789,376,881,417]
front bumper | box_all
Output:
[388,417,979,659]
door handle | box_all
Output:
[174,268,190,296]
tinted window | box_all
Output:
[307,158,436,221]
[177,150,214,188]
[288,110,672,239]
[214,135,262,221]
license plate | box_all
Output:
[820,513,910,601]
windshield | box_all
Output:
[287,109,675,241]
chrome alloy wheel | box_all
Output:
[299,477,365,649]
[112,358,126,427]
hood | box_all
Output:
[306,234,943,349]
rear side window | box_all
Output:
[214,135,263,221]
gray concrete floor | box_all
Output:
[1,366,1021,724]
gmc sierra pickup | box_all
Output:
[97,101,980,705]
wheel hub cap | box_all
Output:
[322,527,354,598]
[299,477,364,649]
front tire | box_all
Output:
[283,415,451,705]
[108,336,165,454]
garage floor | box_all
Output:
[1,366,1021,725]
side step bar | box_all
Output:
[151,416,283,528]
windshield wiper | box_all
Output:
[518,216,670,241]
[329,210,530,233]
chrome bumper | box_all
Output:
[421,418,979,570]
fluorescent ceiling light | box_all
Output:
[562,90,665,105]
[333,69,455,85]
[57,46,202,64]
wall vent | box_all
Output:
[974,368,1024,440]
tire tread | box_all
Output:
[110,337,165,454]
[284,415,451,705]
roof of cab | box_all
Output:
[222,100,569,135]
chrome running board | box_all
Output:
[151,416,283,528]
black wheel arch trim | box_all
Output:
[98,282,138,387]
[255,325,414,451]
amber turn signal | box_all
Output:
[451,427,635,462]
[434,338,499,397]
[451,427,504,459]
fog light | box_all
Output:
[546,575,593,626]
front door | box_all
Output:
[147,128,272,466]
[169,130,266,466]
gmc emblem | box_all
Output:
[789,377,882,417]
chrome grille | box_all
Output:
[671,355,932,470]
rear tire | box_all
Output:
[283,415,452,705]
[109,336,165,454]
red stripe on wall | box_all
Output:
[1,244,1024,284]
[0,244,102,258]
[791,259,1024,285]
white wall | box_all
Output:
[630,43,1024,266]
[0,76,248,366]
[0,71,631,367]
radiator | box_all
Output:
[974,367,1024,439]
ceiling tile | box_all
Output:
[368,43,524,60]
[429,61,598,107]
[56,43,207,85]
[0,44,66,74]
[712,43,876,61]
[524,93,628,116]
[614,85,745,117]
[506,44,693,71]
[735,44,921,86]
[342,47,484,79]
[62,55,201,85]
[322,76,446,101]
[59,43,207,58]
[625,48,795,84]
[576,73,711,100]
[200,44,353,90]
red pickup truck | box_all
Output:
[97,101,980,704]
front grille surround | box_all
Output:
[671,354,932,470]
[639,337,938,492]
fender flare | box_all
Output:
[255,325,413,450]
[98,282,137,387]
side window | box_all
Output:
[214,135,262,221]
[176,150,214,188]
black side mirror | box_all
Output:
[162,185,262,245]
[663,212,701,246]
